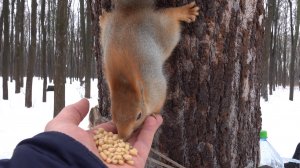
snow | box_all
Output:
[261,87,300,159]
[0,77,299,161]
[0,77,99,159]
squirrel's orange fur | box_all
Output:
[99,0,199,139]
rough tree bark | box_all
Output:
[2,0,10,100]
[90,0,112,120]
[90,0,263,167]
[25,0,37,107]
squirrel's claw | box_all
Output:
[180,1,200,23]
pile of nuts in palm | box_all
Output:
[93,128,138,165]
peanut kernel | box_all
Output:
[94,128,138,166]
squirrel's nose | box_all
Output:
[118,131,130,141]
[117,125,133,140]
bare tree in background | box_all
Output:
[9,0,16,82]
[0,13,3,74]
[80,1,86,82]
[2,0,10,100]
[41,0,47,102]
[19,0,25,88]
[282,2,288,89]
[288,0,300,101]
[68,11,76,82]
[48,0,57,83]
[80,0,91,98]
[15,0,25,93]
[269,0,280,95]
[85,0,92,98]
[261,0,275,101]
[54,0,68,117]
[25,0,37,107]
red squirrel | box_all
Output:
[99,0,199,139]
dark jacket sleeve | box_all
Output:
[0,132,107,168]
[293,143,300,160]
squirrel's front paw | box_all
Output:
[180,1,200,23]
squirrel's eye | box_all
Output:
[136,112,142,120]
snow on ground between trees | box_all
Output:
[0,77,98,159]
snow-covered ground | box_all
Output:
[0,77,299,160]
[261,87,300,159]
[0,77,99,159]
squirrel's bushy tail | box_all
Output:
[114,0,154,9]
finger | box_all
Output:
[55,99,90,125]
[133,115,163,158]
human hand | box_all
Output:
[99,114,163,168]
[45,99,163,167]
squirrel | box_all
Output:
[99,0,199,139]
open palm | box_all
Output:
[45,99,163,168]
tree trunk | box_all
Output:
[2,0,10,100]
[85,1,92,98]
[54,0,68,117]
[269,1,279,95]
[14,0,25,93]
[91,0,263,167]
[41,0,47,102]
[0,13,3,76]
[19,0,25,88]
[276,34,283,87]
[69,12,75,81]
[25,0,37,107]
[49,0,57,83]
[36,19,41,77]
[80,0,90,98]
[90,0,112,119]
[10,0,15,82]
[283,4,288,88]
[289,0,300,101]
[47,0,53,84]
[15,0,21,93]
[261,0,275,101]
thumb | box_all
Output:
[54,99,90,125]
[133,115,163,157]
